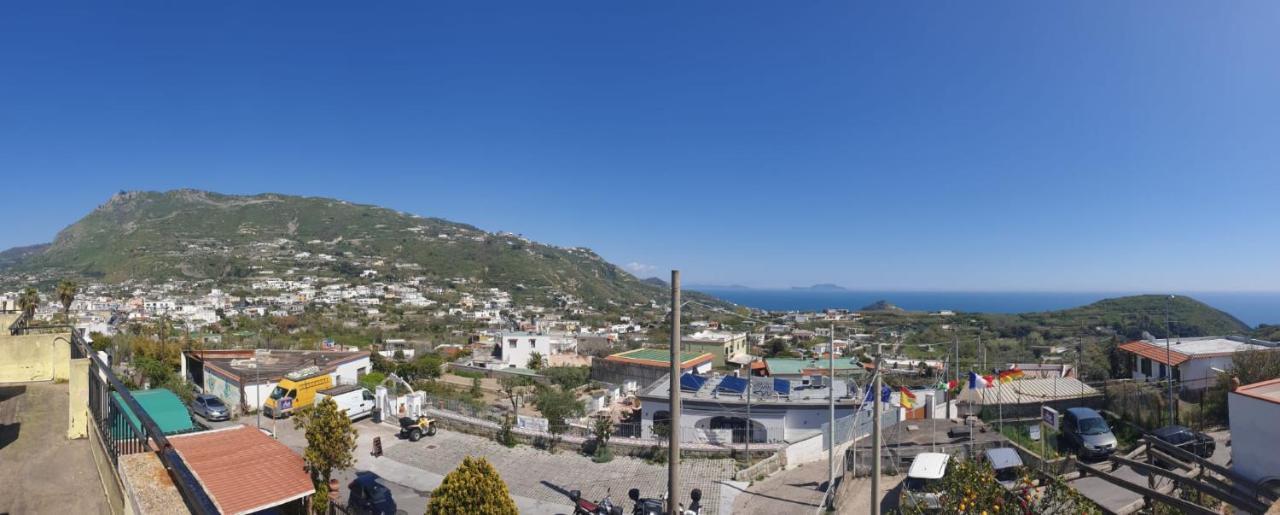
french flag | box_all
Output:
[968,371,989,390]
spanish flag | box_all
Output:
[899,386,916,409]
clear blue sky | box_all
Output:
[3,1,1278,291]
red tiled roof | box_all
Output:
[169,425,314,515]
[1118,340,1191,367]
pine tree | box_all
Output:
[427,456,518,515]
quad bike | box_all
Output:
[398,415,438,442]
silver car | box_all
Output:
[191,393,230,422]
[1062,407,1117,459]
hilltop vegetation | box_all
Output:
[0,189,729,311]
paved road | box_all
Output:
[210,414,742,514]
[1068,430,1232,513]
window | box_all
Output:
[363,390,375,401]
[1140,358,1152,376]
[508,339,517,348]
[1158,363,1167,379]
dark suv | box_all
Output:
[1150,425,1215,461]
[1061,407,1117,460]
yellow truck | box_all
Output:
[263,367,332,418]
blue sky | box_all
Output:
[2,1,1278,291]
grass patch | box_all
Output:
[1000,424,1062,460]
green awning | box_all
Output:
[111,388,196,435]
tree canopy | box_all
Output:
[427,456,518,515]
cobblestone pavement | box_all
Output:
[386,428,738,514]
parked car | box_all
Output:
[347,473,398,515]
[1061,407,1118,460]
[900,452,950,511]
[983,447,1026,489]
[190,394,230,422]
[1149,425,1216,461]
[315,384,376,420]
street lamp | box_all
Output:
[1165,295,1176,425]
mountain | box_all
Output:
[0,189,733,310]
[793,283,847,291]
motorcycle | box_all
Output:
[626,488,702,515]
[569,489,623,515]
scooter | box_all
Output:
[569,489,623,515]
[626,488,702,515]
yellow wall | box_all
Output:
[68,358,90,439]
[0,332,73,383]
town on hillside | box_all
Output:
[3,276,1280,514]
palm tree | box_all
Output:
[56,280,77,315]
[17,287,39,318]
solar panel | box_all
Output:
[717,376,749,394]
[680,374,708,392]
[773,378,791,396]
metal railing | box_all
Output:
[63,328,221,514]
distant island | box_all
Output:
[792,283,847,291]
[860,300,904,312]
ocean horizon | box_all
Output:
[692,289,1280,328]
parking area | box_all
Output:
[1067,429,1232,512]
[215,414,741,514]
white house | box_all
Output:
[491,332,570,369]
[1118,336,1278,393]
[1228,378,1280,493]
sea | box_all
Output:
[693,289,1280,328]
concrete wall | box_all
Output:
[1229,390,1280,487]
[0,333,72,383]
[68,358,90,439]
[332,357,371,385]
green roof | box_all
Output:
[609,348,710,366]
[765,358,867,376]
[111,389,196,435]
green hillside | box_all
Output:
[982,294,1252,340]
[0,189,729,310]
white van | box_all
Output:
[315,385,377,420]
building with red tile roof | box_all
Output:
[168,425,314,515]
[1118,336,1278,392]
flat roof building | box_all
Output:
[636,372,860,444]
[1229,378,1280,492]
[590,348,714,393]
[182,349,370,414]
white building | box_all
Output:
[1118,336,1278,392]
[490,332,576,369]
[1228,378,1280,493]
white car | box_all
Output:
[901,452,950,511]
[315,384,377,420]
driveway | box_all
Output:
[258,417,739,514]
[1068,429,1233,513]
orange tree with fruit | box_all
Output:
[897,458,1102,514]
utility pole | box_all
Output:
[827,323,836,510]
[1165,295,1176,425]
[953,327,960,385]
[871,341,882,515]
[668,270,681,515]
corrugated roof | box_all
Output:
[955,377,1100,405]
[169,425,314,515]
[112,389,195,435]
[1118,341,1191,367]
